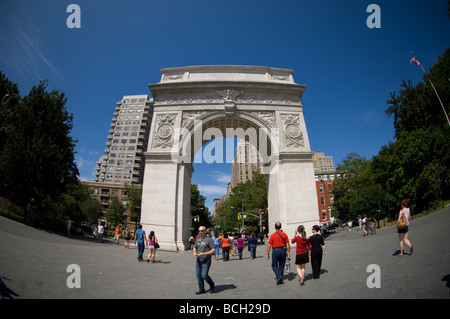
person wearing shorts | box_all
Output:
[397,199,413,256]
[147,231,157,263]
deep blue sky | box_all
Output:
[1,0,448,213]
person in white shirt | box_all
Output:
[98,223,104,243]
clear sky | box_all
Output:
[1,0,448,213]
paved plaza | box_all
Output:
[1,206,449,301]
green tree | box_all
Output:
[332,153,371,221]
[105,196,125,226]
[125,184,142,228]
[369,49,450,216]
[371,128,450,215]
[213,170,267,233]
[80,194,103,224]
[0,77,78,216]
[0,72,21,156]
[190,184,211,234]
[386,49,450,137]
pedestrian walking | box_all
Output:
[147,231,158,263]
[212,232,220,261]
[92,223,98,243]
[237,234,245,260]
[229,233,235,256]
[189,236,195,251]
[124,228,131,248]
[267,222,290,285]
[362,215,368,236]
[220,233,232,262]
[66,217,72,238]
[248,233,258,259]
[114,226,121,245]
[397,199,413,256]
[348,220,353,233]
[98,223,104,243]
[193,226,216,294]
[310,225,326,279]
[291,225,311,286]
[134,224,147,262]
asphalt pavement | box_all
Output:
[1,205,449,301]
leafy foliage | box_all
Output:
[125,183,142,227]
[0,72,104,230]
[333,49,450,221]
[213,170,267,233]
[190,184,212,233]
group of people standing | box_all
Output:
[266,222,326,286]
[191,221,327,294]
[190,232,260,262]
[91,222,104,243]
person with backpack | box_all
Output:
[123,228,131,248]
[397,199,413,256]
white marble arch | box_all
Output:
[141,65,319,251]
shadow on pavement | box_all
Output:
[0,276,19,299]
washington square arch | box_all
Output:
[141,65,319,251]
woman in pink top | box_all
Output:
[237,235,245,260]
[147,231,158,263]
[397,199,413,256]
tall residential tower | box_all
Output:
[94,95,153,185]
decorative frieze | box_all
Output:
[182,111,207,129]
[152,88,301,106]
[249,111,277,128]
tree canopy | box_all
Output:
[213,170,267,234]
[0,72,102,229]
[332,49,450,221]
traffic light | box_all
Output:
[237,213,242,220]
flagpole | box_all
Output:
[410,51,450,128]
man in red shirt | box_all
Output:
[267,222,290,284]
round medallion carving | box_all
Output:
[157,124,173,139]
[285,123,301,139]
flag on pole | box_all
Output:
[410,57,421,66]
[409,51,450,127]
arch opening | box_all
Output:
[174,112,277,175]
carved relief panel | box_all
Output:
[153,114,177,149]
[281,114,305,148]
